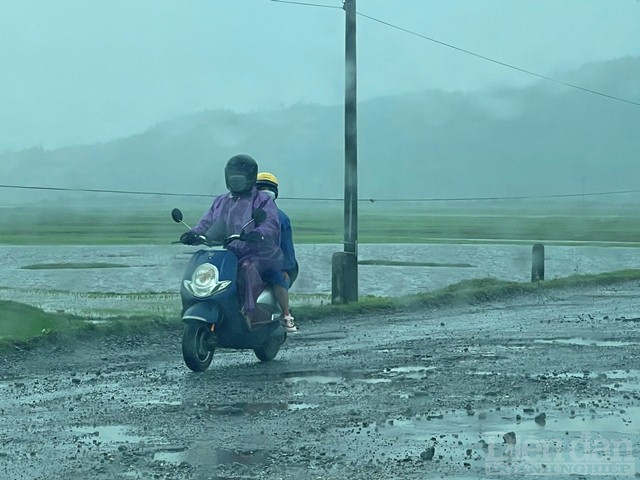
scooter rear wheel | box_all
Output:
[254,336,283,362]
[182,321,214,372]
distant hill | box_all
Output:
[1,56,639,204]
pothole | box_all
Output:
[154,446,268,466]
[209,401,319,416]
[384,366,436,379]
[244,367,438,386]
[285,375,343,385]
[332,405,639,471]
[0,376,29,388]
[603,370,640,393]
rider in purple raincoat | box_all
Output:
[179,154,283,328]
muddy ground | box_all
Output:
[1,282,639,479]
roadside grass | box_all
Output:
[2,269,639,351]
[0,301,76,342]
[297,269,640,321]
[1,202,640,245]
[0,299,173,351]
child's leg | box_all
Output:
[273,284,290,316]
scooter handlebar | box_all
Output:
[173,234,208,246]
[223,234,241,247]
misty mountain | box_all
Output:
[1,56,639,203]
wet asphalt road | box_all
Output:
[1,282,639,480]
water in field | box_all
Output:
[0,244,637,317]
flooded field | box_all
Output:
[0,243,638,317]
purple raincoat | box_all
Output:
[192,187,283,316]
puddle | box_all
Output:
[154,446,268,466]
[550,372,600,379]
[355,378,392,384]
[287,402,318,411]
[534,337,637,347]
[211,401,318,415]
[285,375,343,385]
[483,408,640,436]
[532,369,640,386]
[607,381,640,393]
[386,366,436,374]
[383,366,436,380]
[281,367,436,385]
[131,399,182,406]
[381,366,437,380]
[0,376,28,388]
[216,448,268,465]
[73,425,148,444]
[239,370,348,385]
[466,345,530,352]
[333,405,640,467]
[604,370,640,379]
[86,319,110,325]
[153,450,184,464]
[604,369,640,392]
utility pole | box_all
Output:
[331,0,358,304]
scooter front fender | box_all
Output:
[181,302,223,325]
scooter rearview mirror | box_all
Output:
[252,208,267,227]
[240,208,267,231]
[171,208,183,223]
[171,208,194,231]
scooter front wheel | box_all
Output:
[182,321,214,372]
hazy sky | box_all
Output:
[1,0,639,151]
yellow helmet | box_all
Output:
[256,172,279,198]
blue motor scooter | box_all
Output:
[171,208,286,372]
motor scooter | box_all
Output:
[171,208,286,372]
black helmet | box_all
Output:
[224,154,258,194]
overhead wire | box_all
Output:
[268,0,342,9]
[1,184,639,202]
[357,12,640,107]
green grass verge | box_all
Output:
[0,301,77,341]
[296,269,640,321]
[0,300,173,352]
[2,269,640,351]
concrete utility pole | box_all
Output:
[331,0,359,304]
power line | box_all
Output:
[268,0,342,9]
[0,184,211,198]
[356,12,640,108]
[356,189,640,203]
[1,184,639,202]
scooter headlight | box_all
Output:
[184,263,231,298]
